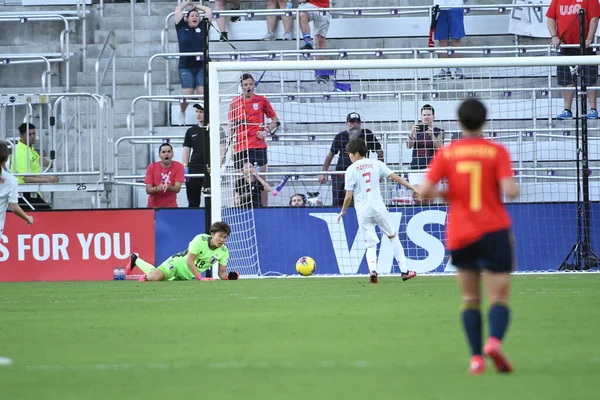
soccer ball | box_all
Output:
[296,256,316,276]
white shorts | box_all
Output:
[358,210,396,248]
[299,3,331,38]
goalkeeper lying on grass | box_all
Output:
[125,221,239,282]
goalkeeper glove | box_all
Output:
[227,271,240,281]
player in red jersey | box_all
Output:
[419,98,520,375]
[228,73,280,207]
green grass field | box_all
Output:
[1,274,599,400]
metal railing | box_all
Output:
[112,124,598,207]
[0,55,52,93]
[144,51,205,133]
[153,2,559,101]
[113,135,188,208]
[0,13,74,90]
[0,3,88,59]
[157,3,550,58]
[95,30,118,100]
[125,93,202,195]
[0,93,114,209]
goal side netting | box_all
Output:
[209,56,600,277]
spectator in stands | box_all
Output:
[318,112,384,207]
[13,123,58,211]
[214,0,240,42]
[289,193,306,207]
[407,104,445,170]
[433,1,466,80]
[145,143,185,208]
[228,73,280,207]
[547,0,600,120]
[234,162,272,208]
[263,0,293,41]
[299,0,330,57]
[182,104,208,208]
[175,1,212,126]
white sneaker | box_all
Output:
[261,31,275,41]
[178,111,186,126]
[282,31,292,40]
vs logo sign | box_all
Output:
[309,210,455,274]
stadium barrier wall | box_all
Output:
[2,205,598,282]
[0,209,155,282]
[157,205,600,276]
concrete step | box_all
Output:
[0,44,62,54]
[93,28,164,44]
[96,15,170,30]
[113,126,176,138]
[76,70,170,86]
[100,1,178,17]
[4,84,165,101]
[0,20,72,47]
[95,0,464,22]
[115,107,168,127]
[83,55,169,72]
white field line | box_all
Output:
[258,271,600,279]
[19,360,373,372]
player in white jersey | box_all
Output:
[0,141,33,236]
[338,139,418,283]
[0,141,32,367]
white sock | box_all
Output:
[366,246,377,274]
[391,236,408,273]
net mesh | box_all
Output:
[214,57,597,275]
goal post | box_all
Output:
[208,55,600,276]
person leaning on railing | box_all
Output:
[12,123,58,211]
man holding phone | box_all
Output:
[407,104,445,170]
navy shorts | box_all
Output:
[450,229,514,273]
[233,148,268,171]
[434,8,466,41]
[179,67,205,89]
[557,49,598,87]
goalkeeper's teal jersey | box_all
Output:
[162,234,229,280]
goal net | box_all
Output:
[209,56,600,276]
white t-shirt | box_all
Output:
[434,0,464,7]
[0,170,19,234]
[344,158,393,217]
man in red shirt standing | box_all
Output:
[145,143,185,208]
[420,99,520,375]
[547,0,600,120]
[228,73,280,207]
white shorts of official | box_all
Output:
[299,3,331,38]
[358,210,397,248]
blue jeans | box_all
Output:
[179,67,205,89]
